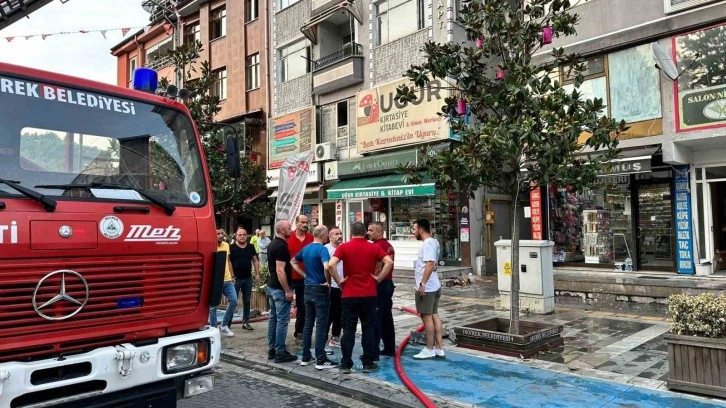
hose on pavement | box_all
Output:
[394,305,437,408]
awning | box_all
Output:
[269,185,321,198]
[327,174,435,200]
[595,147,655,176]
[300,1,362,44]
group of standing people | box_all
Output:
[264,214,445,374]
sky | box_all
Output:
[0,0,150,84]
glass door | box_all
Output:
[637,183,675,270]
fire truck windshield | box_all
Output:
[0,74,207,207]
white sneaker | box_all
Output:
[219,326,234,337]
[328,337,340,348]
[412,348,436,360]
[434,348,446,359]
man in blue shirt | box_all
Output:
[291,225,338,370]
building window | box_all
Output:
[246,0,259,22]
[184,23,200,44]
[212,68,227,100]
[280,41,311,82]
[246,53,260,90]
[145,37,173,70]
[211,7,227,39]
[128,57,137,85]
[376,0,424,46]
[279,0,300,11]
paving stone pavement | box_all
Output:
[178,361,378,408]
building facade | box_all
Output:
[524,0,726,276]
[268,0,483,269]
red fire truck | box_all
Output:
[0,62,226,407]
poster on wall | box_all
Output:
[356,78,452,154]
[268,107,315,169]
[274,151,315,224]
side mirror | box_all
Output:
[226,135,241,178]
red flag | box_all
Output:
[121,28,130,36]
[5,37,13,43]
[163,23,172,35]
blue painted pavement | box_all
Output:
[323,339,726,407]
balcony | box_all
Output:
[312,43,364,94]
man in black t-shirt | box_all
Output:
[230,227,260,331]
[266,220,297,363]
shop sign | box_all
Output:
[324,161,338,180]
[678,84,726,131]
[335,200,343,229]
[266,164,319,188]
[356,78,453,154]
[268,107,315,170]
[529,183,543,240]
[596,157,651,176]
[674,165,695,274]
[337,149,418,178]
[327,184,435,200]
[460,205,470,243]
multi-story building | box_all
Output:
[269,0,483,269]
[112,0,271,229]
[525,0,726,280]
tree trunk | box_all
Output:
[509,192,521,335]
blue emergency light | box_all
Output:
[132,67,158,94]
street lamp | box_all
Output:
[140,0,182,88]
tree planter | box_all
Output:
[666,334,726,398]
[251,291,269,313]
[453,318,563,358]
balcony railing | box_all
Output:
[313,43,363,71]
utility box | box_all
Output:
[494,239,555,314]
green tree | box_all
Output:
[395,0,626,334]
[159,41,271,221]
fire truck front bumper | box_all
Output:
[0,326,221,408]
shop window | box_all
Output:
[211,68,227,100]
[211,7,227,40]
[246,53,260,90]
[279,41,311,82]
[246,0,259,22]
[390,190,460,260]
[376,0,425,46]
[184,23,200,44]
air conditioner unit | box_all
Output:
[314,142,335,162]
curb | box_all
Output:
[220,349,474,408]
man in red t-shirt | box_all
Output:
[329,222,393,374]
[368,222,396,359]
[287,214,314,341]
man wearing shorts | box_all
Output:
[412,219,445,360]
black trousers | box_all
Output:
[375,280,396,356]
[293,280,306,337]
[340,296,377,369]
[327,287,342,338]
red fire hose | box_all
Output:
[394,305,437,408]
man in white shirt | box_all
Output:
[412,218,444,360]
[324,226,344,347]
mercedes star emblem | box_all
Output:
[58,225,73,238]
[32,270,89,321]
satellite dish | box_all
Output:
[652,43,679,81]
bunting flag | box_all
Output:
[2,26,146,43]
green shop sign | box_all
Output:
[327,184,436,199]
[337,149,418,178]
[678,84,726,131]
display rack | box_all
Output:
[638,192,673,263]
[582,209,611,264]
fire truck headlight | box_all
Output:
[163,339,210,373]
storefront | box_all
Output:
[542,149,683,272]
[325,149,469,269]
